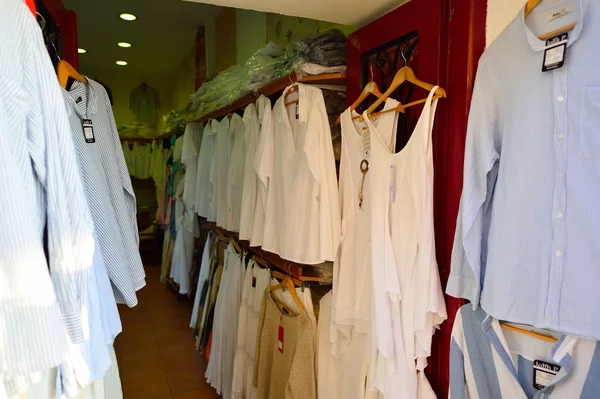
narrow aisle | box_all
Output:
[115,265,220,399]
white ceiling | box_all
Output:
[64,0,222,74]
[184,0,409,26]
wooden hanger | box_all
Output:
[500,322,558,343]
[285,85,299,107]
[524,0,578,40]
[359,92,444,121]
[229,238,242,254]
[57,60,88,89]
[269,272,305,313]
[360,67,446,122]
[335,81,383,125]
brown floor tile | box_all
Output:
[172,388,220,399]
[167,368,207,395]
[118,335,162,363]
[119,356,167,382]
[160,338,205,373]
[122,375,171,399]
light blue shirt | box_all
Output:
[448,1,600,340]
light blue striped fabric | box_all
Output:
[450,304,600,399]
[63,79,145,306]
[0,0,95,390]
[448,0,600,339]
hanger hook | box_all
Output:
[288,73,294,86]
[36,12,46,32]
[401,50,407,67]
[50,41,62,61]
[369,62,375,81]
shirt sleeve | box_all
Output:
[28,27,95,343]
[447,61,501,308]
[449,308,468,399]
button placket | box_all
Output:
[546,68,568,324]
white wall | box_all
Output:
[486,0,524,46]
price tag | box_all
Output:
[82,119,95,143]
[278,318,284,353]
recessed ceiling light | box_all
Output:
[78,48,87,54]
[116,61,128,66]
[117,42,132,48]
[119,13,137,21]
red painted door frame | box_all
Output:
[41,0,79,70]
[347,0,486,395]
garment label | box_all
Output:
[295,103,299,120]
[82,119,95,143]
[542,33,568,72]
[389,165,396,202]
[361,126,370,157]
[533,360,561,390]
[278,325,284,353]
[547,8,571,21]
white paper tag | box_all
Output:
[361,126,370,157]
[547,8,571,21]
[389,165,396,202]
[545,46,565,65]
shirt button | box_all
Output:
[558,173,564,179]
[558,96,565,102]
[557,133,564,139]
[557,212,563,218]
[555,250,563,257]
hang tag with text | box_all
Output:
[543,33,568,72]
[82,119,95,143]
[278,323,284,353]
[389,164,396,203]
[533,360,561,390]
[361,124,370,157]
[295,103,299,120]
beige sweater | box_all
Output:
[254,290,316,399]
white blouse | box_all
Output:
[239,103,260,240]
[250,96,273,247]
[226,114,247,232]
[195,120,219,221]
[263,84,340,264]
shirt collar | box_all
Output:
[482,315,576,395]
[522,0,588,52]
[62,78,99,118]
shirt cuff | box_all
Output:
[446,274,480,309]
[62,312,84,344]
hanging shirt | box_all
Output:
[181,122,203,213]
[450,304,600,399]
[239,103,261,241]
[448,0,600,341]
[64,79,146,306]
[0,0,94,392]
[250,96,273,247]
[332,99,399,352]
[226,114,247,232]
[367,88,447,397]
[263,84,341,264]
[195,120,219,221]
[129,83,160,129]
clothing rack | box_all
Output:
[213,226,332,285]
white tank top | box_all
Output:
[331,98,400,355]
[367,87,447,398]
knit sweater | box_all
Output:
[254,290,316,399]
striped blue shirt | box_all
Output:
[450,305,600,399]
[63,79,145,306]
[0,0,94,391]
[448,1,600,339]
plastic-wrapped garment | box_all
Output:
[117,122,156,139]
[304,29,347,67]
[161,110,187,134]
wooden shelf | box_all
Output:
[197,72,346,124]
[213,226,332,285]
[120,72,346,143]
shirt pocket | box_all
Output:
[579,86,600,159]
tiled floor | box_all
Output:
[114,265,220,399]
